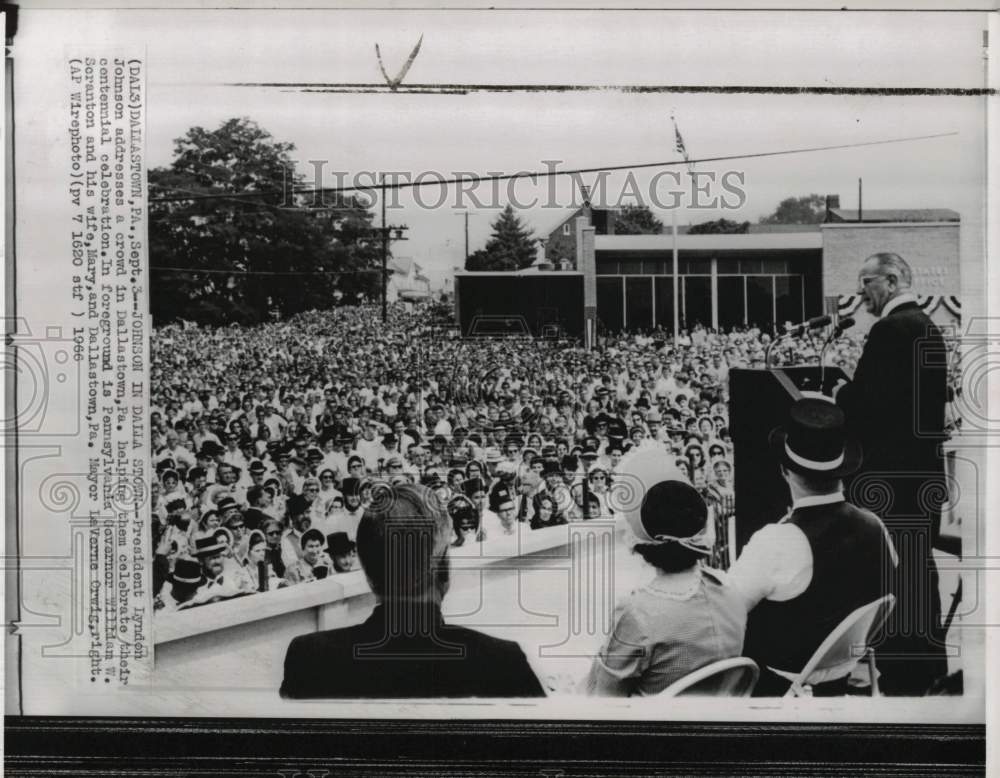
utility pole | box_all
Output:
[381,173,388,323]
[374,174,408,322]
[455,210,474,264]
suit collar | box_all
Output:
[778,492,845,522]
[368,601,446,626]
[881,293,919,319]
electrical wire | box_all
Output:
[147,131,957,204]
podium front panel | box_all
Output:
[728,367,847,554]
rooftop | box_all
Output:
[595,232,822,252]
[827,207,960,223]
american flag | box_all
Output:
[672,114,695,177]
[674,123,687,158]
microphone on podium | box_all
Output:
[832,315,855,335]
[784,315,833,338]
[764,315,833,367]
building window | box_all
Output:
[562,223,571,236]
[626,277,654,331]
[597,277,624,332]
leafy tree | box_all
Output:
[759,194,827,224]
[614,204,663,235]
[687,218,750,234]
[464,204,537,271]
[149,118,380,325]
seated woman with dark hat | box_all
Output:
[584,450,747,696]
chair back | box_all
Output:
[659,657,759,697]
[784,594,895,695]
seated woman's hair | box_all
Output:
[357,483,451,600]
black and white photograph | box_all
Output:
[4,2,994,771]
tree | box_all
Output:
[614,204,663,235]
[149,118,380,325]
[759,194,827,224]
[687,218,750,234]
[464,204,537,271]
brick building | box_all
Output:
[455,198,962,341]
[543,207,617,269]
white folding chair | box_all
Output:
[659,657,760,698]
[781,594,896,697]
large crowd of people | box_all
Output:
[151,246,965,700]
[149,301,872,612]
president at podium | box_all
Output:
[834,252,950,696]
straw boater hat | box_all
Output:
[193,535,227,558]
[170,558,205,588]
[768,398,861,479]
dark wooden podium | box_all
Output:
[728,366,848,554]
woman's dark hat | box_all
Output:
[768,398,862,478]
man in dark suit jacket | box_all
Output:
[835,252,950,695]
[730,398,897,696]
[280,483,545,699]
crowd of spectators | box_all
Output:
[150,301,874,613]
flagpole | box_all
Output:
[672,206,679,341]
[669,111,685,344]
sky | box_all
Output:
[17,7,991,288]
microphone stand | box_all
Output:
[819,328,833,395]
[819,317,854,396]
[764,332,792,369]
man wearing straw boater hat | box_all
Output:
[729,398,897,696]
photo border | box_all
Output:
[3,717,988,775]
[3,0,995,773]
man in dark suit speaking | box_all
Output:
[280,482,545,699]
[834,252,950,695]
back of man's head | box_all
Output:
[356,483,451,603]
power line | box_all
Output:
[150,266,384,276]
[146,131,957,204]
